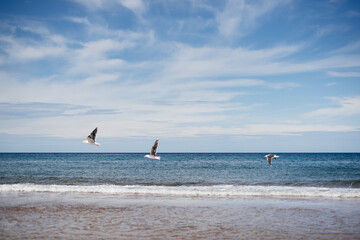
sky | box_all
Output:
[0,0,359,152]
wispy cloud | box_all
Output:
[117,0,146,15]
[331,40,360,54]
[215,0,290,38]
[64,15,149,40]
[0,102,119,120]
[304,96,360,118]
[326,82,338,87]
[71,0,113,11]
[71,0,146,16]
[0,34,67,63]
[328,71,360,77]
[64,16,90,25]
[347,10,360,17]
[182,124,358,137]
[161,44,360,79]
[0,20,67,63]
[82,73,121,85]
[67,39,131,75]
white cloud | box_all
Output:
[326,82,338,87]
[182,124,358,137]
[82,73,121,85]
[117,0,145,14]
[141,79,299,95]
[0,21,68,63]
[328,71,360,77]
[161,44,360,80]
[332,40,360,54]
[17,22,50,35]
[71,0,146,16]
[241,124,358,135]
[71,0,108,11]
[216,0,290,38]
[5,41,66,62]
[64,16,90,25]
[162,44,299,79]
[315,25,339,39]
[65,15,149,40]
[304,96,360,118]
[347,11,360,17]
[0,37,65,62]
[68,39,132,75]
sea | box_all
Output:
[1,153,360,197]
[1,153,360,239]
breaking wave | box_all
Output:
[1,183,359,199]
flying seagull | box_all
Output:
[82,127,100,146]
[144,139,160,160]
[264,153,279,165]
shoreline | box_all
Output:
[1,192,360,239]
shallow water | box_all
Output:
[1,192,360,239]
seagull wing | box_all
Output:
[87,127,98,143]
[267,156,272,165]
[150,140,159,156]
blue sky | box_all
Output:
[0,0,359,152]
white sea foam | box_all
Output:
[1,184,359,199]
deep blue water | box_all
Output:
[1,153,359,188]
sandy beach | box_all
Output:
[1,192,359,239]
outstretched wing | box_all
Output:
[150,140,159,156]
[87,127,98,143]
[267,156,272,165]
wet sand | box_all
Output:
[1,192,360,239]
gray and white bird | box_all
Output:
[82,127,100,146]
[144,139,160,160]
[264,153,279,165]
